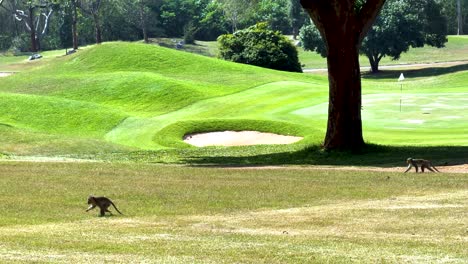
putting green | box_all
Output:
[0,41,467,157]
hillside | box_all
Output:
[0,42,327,157]
[0,41,467,161]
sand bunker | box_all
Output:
[0,72,14,77]
[183,131,303,147]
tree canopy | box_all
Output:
[0,0,461,53]
[0,0,311,52]
[300,0,447,73]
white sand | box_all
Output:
[183,131,303,147]
[0,72,14,77]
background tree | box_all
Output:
[300,0,448,73]
[138,0,149,42]
[218,23,302,72]
[458,0,464,34]
[288,0,308,39]
[77,0,103,44]
[299,24,326,57]
[254,0,290,34]
[196,0,229,40]
[300,0,387,151]
[437,0,467,35]
[219,0,257,33]
[56,0,78,50]
[14,1,57,52]
[71,0,78,48]
[0,0,18,51]
[158,0,205,38]
[363,0,447,72]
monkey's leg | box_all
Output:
[415,165,419,173]
[421,166,425,173]
[404,165,412,173]
[99,208,106,217]
[86,205,95,212]
[431,165,440,172]
[426,167,436,173]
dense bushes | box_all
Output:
[217,23,302,73]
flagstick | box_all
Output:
[398,73,405,112]
[400,83,402,112]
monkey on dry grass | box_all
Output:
[404,158,440,173]
[86,195,123,216]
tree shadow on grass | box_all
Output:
[362,62,468,80]
[181,144,468,168]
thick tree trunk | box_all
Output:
[28,7,38,52]
[93,13,102,44]
[139,0,148,43]
[292,27,298,40]
[368,54,380,73]
[300,0,386,151]
[72,0,78,49]
[324,38,364,150]
[458,0,464,35]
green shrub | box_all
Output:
[217,23,302,72]
[183,21,197,45]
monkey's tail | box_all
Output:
[111,202,124,215]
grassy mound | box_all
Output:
[0,40,467,163]
[0,42,326,156]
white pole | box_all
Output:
[398,73,405,112]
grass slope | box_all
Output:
[0,40,467,164]
[0,42,327,154]
[299,35,468,69]
[0,162,466,263]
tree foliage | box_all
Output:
[362,0,447,72]
[0,0,310,52]
[0,0,458,53]
[300,0,448,73]
[437,0,467,35]
[218,23,302,72]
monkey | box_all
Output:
[404,158,440,173]
[86,195,123,216]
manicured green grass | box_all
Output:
[0,49,69,72]
[133,36,468,69]
[298,35,468,69]
[0,39,466,263]
[149,37,219,57]
[0,162,466,263]
[0,40,467,165]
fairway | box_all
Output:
[0,161,466,263]
[0,40,467,162]
[1,0,468,262]
[0,36,467,263]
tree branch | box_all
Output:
[14,9,33,31]
[0,0,12,12]
[357,0,387,42]
[40,8,53,36]
[14,9,28,20]
[35,15,41,32]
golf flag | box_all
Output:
[398,73,405,82]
